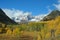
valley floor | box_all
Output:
[0,31,60,40]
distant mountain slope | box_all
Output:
[0,8,17,24]
[42,10,60,21]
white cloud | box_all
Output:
[47,8,52,15]
[54,4,60,11]
[24,12,31,16]
[35,14,46,20]
[2,8,31,18]
[2,9,15,18]
[29,14,47,22]
[46,6,52,16]
[58,0,60,3]
[2,8,32,22]
[2,8,48,22]
[53,0,60,11]
[29,19,39,22]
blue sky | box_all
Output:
[0,0,59,16]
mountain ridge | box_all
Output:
[0,8,17,24]
[42,10,60,21]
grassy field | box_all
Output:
[0,16,60,40]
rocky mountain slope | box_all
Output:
[42,10,60,21]
[0,8,17,24]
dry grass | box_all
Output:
[0,31,38,40]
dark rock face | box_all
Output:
[42,10,60,21]
[0,8,17,24]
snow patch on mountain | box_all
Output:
[2,8,46,23]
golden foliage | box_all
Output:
[6,29,12,35]
[13,27,20,35]
[0,16,60,40]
